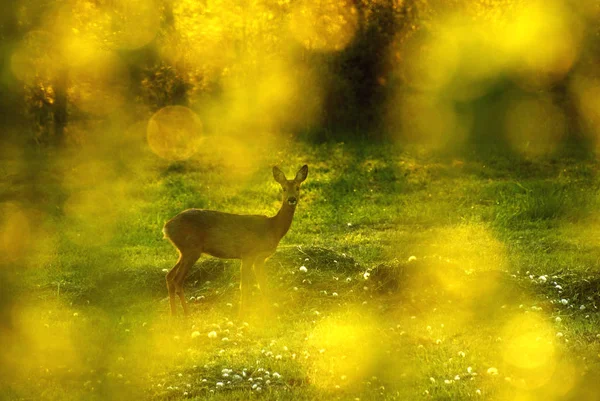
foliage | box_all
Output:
[3,0,600,146]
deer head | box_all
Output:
[273,165,308,207]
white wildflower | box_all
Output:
[486,367,499,376]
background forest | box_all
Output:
[2,0,600,147]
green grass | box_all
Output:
[3,140,600,400]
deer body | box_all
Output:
[164,165,308,316]
[164,208,294,259]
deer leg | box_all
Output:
[166,255,182,316]
[253,258,269,307]
[239,257,254,317]
[173,252,201,316]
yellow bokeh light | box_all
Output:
[147,106,203,161]
[59,35,99,69]
[570,74,600,149]
[543,360,578,398]
[391,1,583,150]
[63,189,118,246]
[402,32,461,92]
[290,0,358,52]
[1,302,81,391]
[306,310,379,389]
[10,31,60,84]
[50,5,100,68]
[505,96,566,157]
[214,59,320,135]
[499,1,579,84]
[195,134,258,173]
[62,159,117,189]
[170,0,235,70]
[103,0,160,50]
[502,314,556,389]
[58,0,159,51]
[68,51,128,116]
[384,224,509,322]
[0,203,31,263]
[394,94,471,149]
[0,199,56,269]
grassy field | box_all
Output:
[3,138,600,401]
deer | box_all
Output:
[163,165,308,316]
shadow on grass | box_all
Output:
[368,257,535,317]
[484,180,599,229]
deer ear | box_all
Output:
[273,166,287,184]
[295,165,308,183]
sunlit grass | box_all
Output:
[3,140,600,400]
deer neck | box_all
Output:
[271,200,296,241]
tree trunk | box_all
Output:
[52,68,68,146]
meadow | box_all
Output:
[3,0,600,399]
[2,138,600,401]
